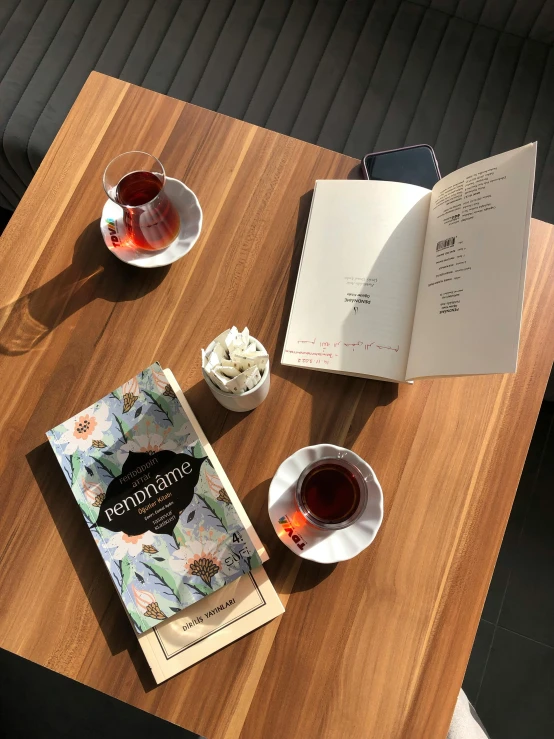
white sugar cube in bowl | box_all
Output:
[201,327,270,412]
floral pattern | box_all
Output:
[132,584,166,620]
[170,537,224,586]
[116,422,179,465]
[121,377,139,413]
[151,367,168,393]
[46,363,262,634]
[58,403,111,453]
[107,530,156,559]
[83,480,105,507]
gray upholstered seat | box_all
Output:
[1,0,554,224]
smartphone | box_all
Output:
[362,144,440,190]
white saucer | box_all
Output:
[268,444,384,563]
[100,177,202,268]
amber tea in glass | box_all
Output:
[103,151,180,251]
[296,457,367,530]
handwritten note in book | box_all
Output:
[282,180,431,382]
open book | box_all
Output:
[282,144,536,382]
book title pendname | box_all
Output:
[104,459,192,522]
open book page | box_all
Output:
[282,180,431,382]
[406,143,536,380]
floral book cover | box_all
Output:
[46,362,262,635]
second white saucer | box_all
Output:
[268,444,384,563]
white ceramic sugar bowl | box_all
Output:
[202,330,270,412]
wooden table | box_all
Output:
[1,72,553,739]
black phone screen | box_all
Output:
[363,146,440,190]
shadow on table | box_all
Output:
[241,478,337,594]
[0,219,169,356]
[26,441,157,693]
[270,190,398,450]
[184,378,252,445]
[347,162,365,180]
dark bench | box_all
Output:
[2,0,554,224]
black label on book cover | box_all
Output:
[96,450,207,536]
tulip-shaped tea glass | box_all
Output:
[103,151,180,251]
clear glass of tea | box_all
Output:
[295,457,368,530]
[103,151,180,251]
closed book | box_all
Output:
[139,370,284,682]
[46,363,264,634]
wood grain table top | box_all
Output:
[1,72,553,739]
